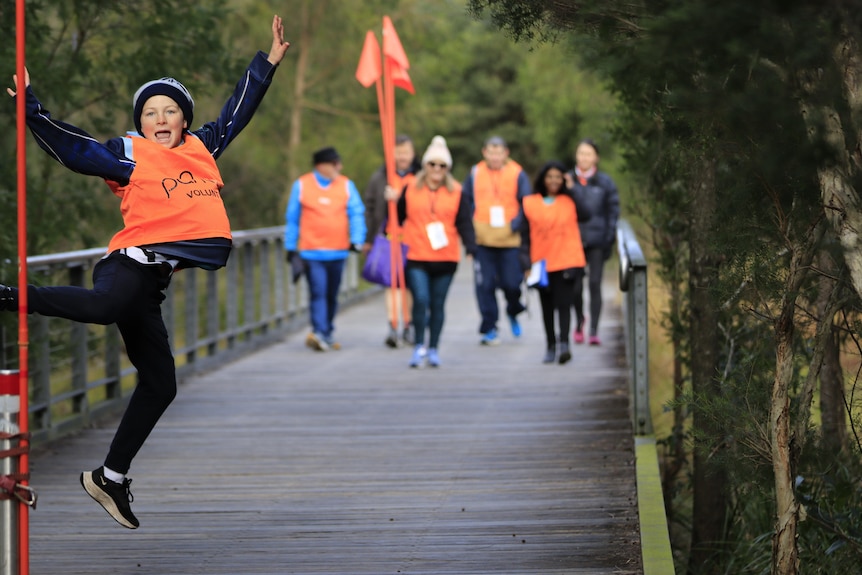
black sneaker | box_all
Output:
[0,284,16,312]
[80,467,139,529]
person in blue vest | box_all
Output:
[284,147,366,352]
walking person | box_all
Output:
[285,146,366,351]
[462,136,531,346]
[569,139,620,346]
[521,161,591,364]
[389,136,476,368]
[3,15,291,528]
[363,134,421,348]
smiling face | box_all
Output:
[575,142,599,172]
[425,160,449,188]
[139,95,187,148]
[544,167,564,196]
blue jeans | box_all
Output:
[473,246,525,334]
[406,265,454,349]
[304,258,346,337]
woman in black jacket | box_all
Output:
[568,139,620,346]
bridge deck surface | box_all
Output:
[28,267,641,574]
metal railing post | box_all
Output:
[0,370,20,575]
[617,220,651,435]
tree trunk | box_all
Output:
[659,236,687,519]
[769,219,822,575]
[687,157,727,575]
[798,28,862,303]
[816,250,847,453]
[287,0,314,183]
[771,301,799,575]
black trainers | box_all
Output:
[0,284,16,312]
[80,467,139,529]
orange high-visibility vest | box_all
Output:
[471,160,522,248]
[297,172,351,251]
[386,172,417,236]
[107,135,230,252]
[522,194,586,272]
[401,180,463,263]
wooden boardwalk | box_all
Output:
[28,266,642,574]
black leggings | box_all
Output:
[573,246,606,335]
[26,253,175,474]
[538,270,579,348]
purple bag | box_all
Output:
[362,233,408,286]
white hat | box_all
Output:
[421,135,453,168]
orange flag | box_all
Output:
[355,30,382,88]
[390,60,415,95]
[383,16,410,69]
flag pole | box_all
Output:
[15,0,31,572]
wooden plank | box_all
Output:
[28,266,642,574]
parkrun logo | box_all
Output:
[161,170,222,199]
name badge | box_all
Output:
[489,205,506,228]
[426,222,449,250]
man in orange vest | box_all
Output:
[363,134,421,348]
[462,136,531,345]
[285,147,366,351]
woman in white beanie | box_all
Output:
[386,136,476,367]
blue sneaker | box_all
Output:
[481,329,500,346]
[508,314,522,338]
[428,348,440,367]
[409,345,427,368]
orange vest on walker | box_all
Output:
[401,180,463,263]
[385,172,417,236]
[297,172,351,251]
[107,135,230,252]
[522,194,586,272]
[471,160,523,248]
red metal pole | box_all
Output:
[15,0,31,573]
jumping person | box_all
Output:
[3,15,290,529]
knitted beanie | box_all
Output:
[132,77,194,135]
[421,135,453,168]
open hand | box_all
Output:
[6,67,30,97]
[267,15,290,65]
[384,185,400,202]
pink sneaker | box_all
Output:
[573,329,585,344]
[588,335,601,346]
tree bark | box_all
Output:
[816,250,847,453]
[287,0,316,183]
[687,156,727,575]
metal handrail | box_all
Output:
[617,219,675,574]
[617,219,650,435]
[1,227,363,443]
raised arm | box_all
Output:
[194,15,291,159]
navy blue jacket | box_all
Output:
[568,170,620,249]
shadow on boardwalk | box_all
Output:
[29,264,642,575]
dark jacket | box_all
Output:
[363,159,422,243]
[567,170,620,249]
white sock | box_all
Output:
[102,466,125,484]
